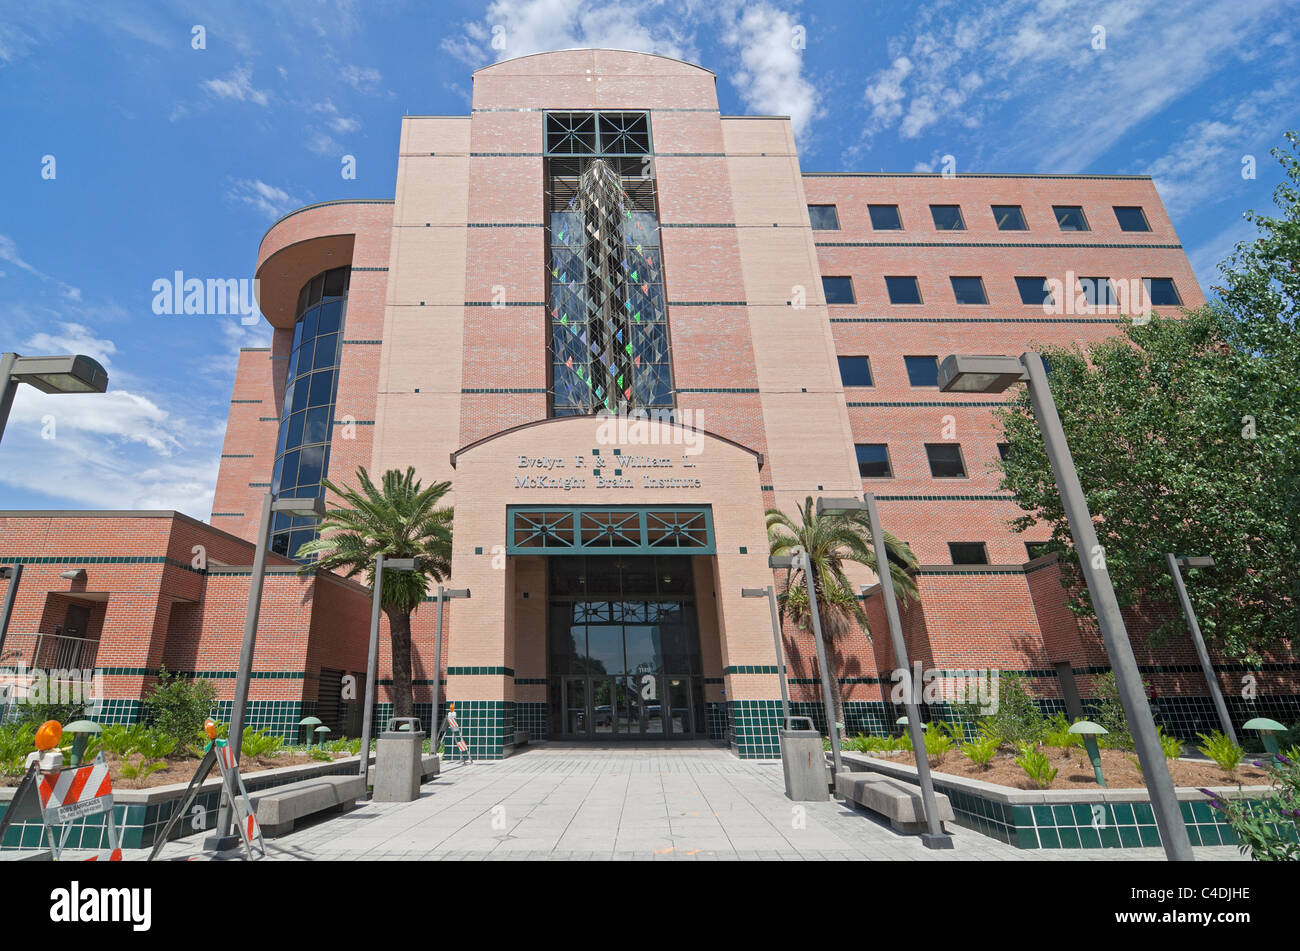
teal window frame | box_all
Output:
[507,505,715,555]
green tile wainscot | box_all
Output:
[839,751,1282,850]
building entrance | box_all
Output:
[547,555,706,740]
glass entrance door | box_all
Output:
[548,555,706,741]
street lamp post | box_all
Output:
[938,351,1194,861]
[357,555,416,786]
[208,493,324,850]
[0,353,109,446]
[816,494,953,848]
[429,585,469,751]
[772,550,843,779]
[740,585,791,728]
[1166,554,1236,744]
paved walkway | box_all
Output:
[144,744,1245,861]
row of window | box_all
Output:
[809,202,1152,233]
[839,354,949,388]
[821,274,1182,307]
[938,541,1051,566]
[854,440,1005,479]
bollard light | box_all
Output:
[1243,718,1286,754]
[1069,720,1109,787]
[63,720,102,768]
[299,716,323,748]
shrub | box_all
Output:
[91,723,148,758]
[0,723,36,777]
[1015,746,1058,789]
[1043,713,1082,758]
[981,674,1046,747]
[142,667,216,743]
[1197,731,1244,777]
[1206,752,1300,861]
[923,722,954,765]
[1157,726,1184,760]
[238,727,284,759]
[1092,671,1136,751]
[960,735,1000,770]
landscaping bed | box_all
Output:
[863,747,1272,791]
[0,749,350,789]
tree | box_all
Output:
[295,467,454,718]
[995,133,1300,662]
[766,496,919,726]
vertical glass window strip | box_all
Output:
[546,111,671,417]
[270,265,350,559]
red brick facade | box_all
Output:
[3,50,1293,747]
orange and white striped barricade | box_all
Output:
[37,753,122,861]
[213,740,265,860]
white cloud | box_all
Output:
[7,387,181,455]
[857,0,1291,172]
[721,4,821,141]
[224,178,304,219]
[25,322,116,367]
[201,64,271,106]
[340,64,381,93]
[1139,78,1300,216]
[440,0,825,141]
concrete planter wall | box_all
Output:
[839,751,1273,850]
[0,754,377,853]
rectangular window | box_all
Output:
[837,355,873,387]
[904,355,939,387]
[948,542,989,565]
[1015,276,1053,306]
[1144,277,1182,306]
[1054,205,1090,231]
[885,275,922,304]
[808,204,840,230]
[950,276,988,305]
[930,204,966,230]
[925,443,967,478]
[997,442,1012,460]
[1080,276,1117,310]
[1113,206,1151,232]
[855,444,893,478]
[822,276,856,305]
[868,204,903,230]
[1025,541,1052,560]
[992,204,1028,230]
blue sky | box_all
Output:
[0,0,1296,520]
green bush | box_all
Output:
[1043,712,1083,758]
[1197,731,1244,777]
[923,722,954,765]
[0,723,36,777]
[980,674,1046,747]
[1205,752,1300,861]
[238,727,284,759]
[1157,726,1184,760]
[1015,746,1058,789]
[142,667,216,743]
[960,735,1000,770]
[1092,671,1137,751]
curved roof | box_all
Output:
[472,47,714,77]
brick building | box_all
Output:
[2,50,1295,756]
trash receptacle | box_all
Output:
[779,716,830,801]
[373,717,425,802]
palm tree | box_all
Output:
[294,467,453,718]
[766,496,920,728]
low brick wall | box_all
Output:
[839,751,1276,850]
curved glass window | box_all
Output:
[269,265,350,559]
